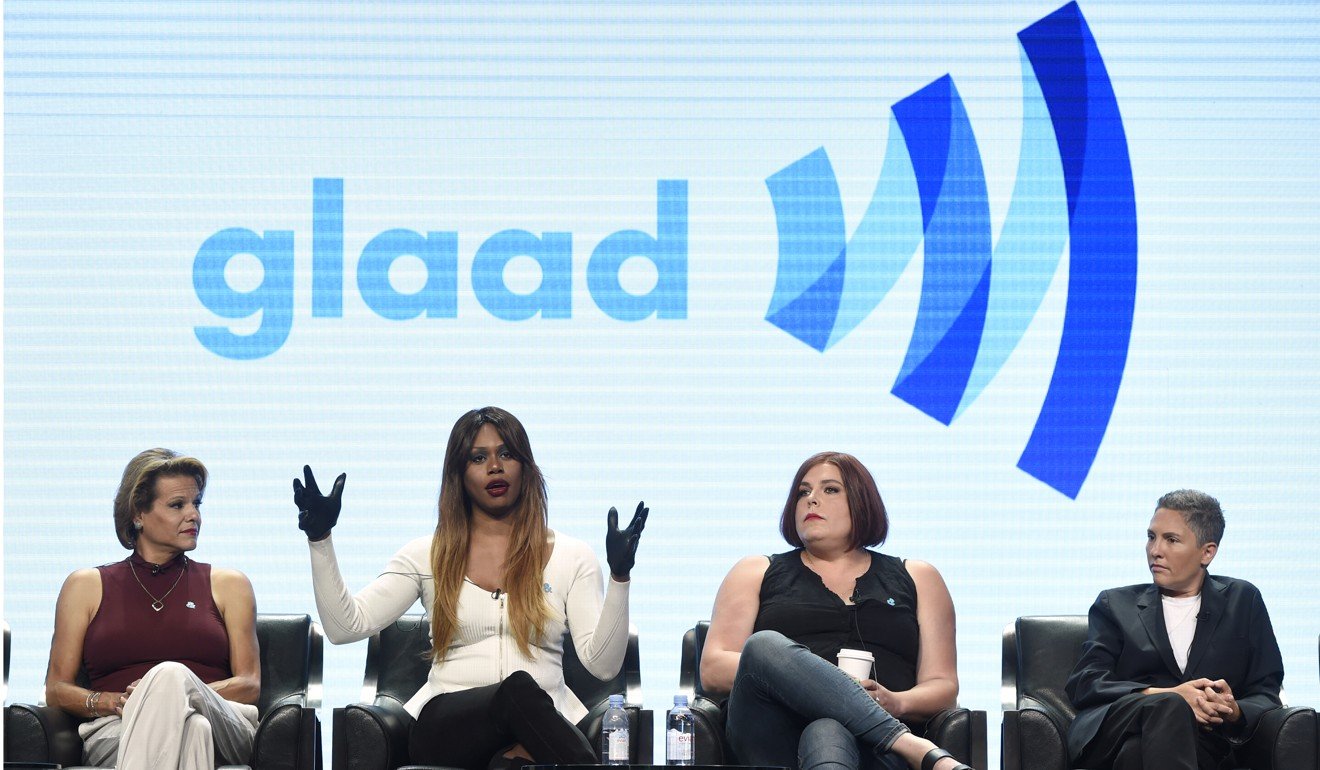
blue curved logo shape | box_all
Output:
[888,74,994,425]
[763,2,1136,499]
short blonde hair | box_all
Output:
[113,448,208,549]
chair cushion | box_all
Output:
[255,613,314,716]
[1014,616,1088,722]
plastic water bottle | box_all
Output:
[665,694,695,765]
[601,693,630,765]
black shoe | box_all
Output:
[921,747,973,770]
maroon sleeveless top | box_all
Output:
[82,554,232,692]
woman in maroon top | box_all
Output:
[45,448,260,769]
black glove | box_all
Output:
[605,501,648,580]
[293,465,346,542]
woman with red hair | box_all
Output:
[702,452,974,770]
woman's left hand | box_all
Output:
[605,501,648,580]
[862,679,904,717]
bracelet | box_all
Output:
[85,690,102,717]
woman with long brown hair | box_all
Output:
[295,407,647,769]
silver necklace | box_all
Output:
[129,556,188,612]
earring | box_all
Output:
[134,521,143,531]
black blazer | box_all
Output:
[1064,575,1284,760]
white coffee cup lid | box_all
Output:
[838,647,873,660]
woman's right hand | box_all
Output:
[47,569,103,717]
[294,465,346,541]
[105,689,130,717]
[700,555,771,695]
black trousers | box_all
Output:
[1073,692,1236,770]
[409,670,597,770]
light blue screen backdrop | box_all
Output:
[6,1,1319,764]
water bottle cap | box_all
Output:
[673,694,689,706]
[609,694,625,706]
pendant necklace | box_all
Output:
[129,555,188,612]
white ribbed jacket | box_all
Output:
[308,530,630,720]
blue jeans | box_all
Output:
[726,630,909,770]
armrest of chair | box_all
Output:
[1001,700,1070,770]
[4,702,85,767]
[576,702,652,763]
[1240,705,1318,770]
[333,700,414,770]
[632,707,654,764]
[689,694,732,765]
[922,707,987,770]
[250,697,322,770]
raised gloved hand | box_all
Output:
[605,501,648,580]
[293,465,346,542]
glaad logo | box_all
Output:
[193,180,688,360]
[763,2,1137,499]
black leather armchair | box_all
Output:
[4,613,325,770]
[677,621,733,765]
[4,621,10,704]
[1001,615,1319,770]
[679,621,986,769]
[332,614,652,770]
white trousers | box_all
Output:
[79,661,258,769]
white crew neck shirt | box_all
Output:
[1162,593,1201,673]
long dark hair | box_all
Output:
[429,407,552,660]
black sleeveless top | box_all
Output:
[754,549,920,693]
